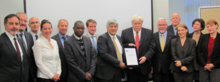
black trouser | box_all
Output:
[126,68,149,82]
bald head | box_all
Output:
[28,17,40,34]
[171,13,181,27]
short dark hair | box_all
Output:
[4,14,20,24]
[40,19,52,29]
[74,20,84,27]
[192,18,205,31]
[86,19,96,27]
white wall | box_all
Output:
[0,0,24,33]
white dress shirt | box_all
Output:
[30,31,40,41]
[32,34,61,79]
[133,28,142,41]
[108,33,123,61]
[5,31,23,61]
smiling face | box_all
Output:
[171,13,181,27]
[132,19,143,32]
[87,22,96,35]
[177,26,188,38]
[74,23,85,37]
[41,23,52,38]
[58,20,68,35]
[107,24,118,36]
[4,16,20,36]
[17,13,28,32]
[157,19,167,33]
[207,23,218,34]
[28,17,40,33]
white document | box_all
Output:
[124,48,139,66]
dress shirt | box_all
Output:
[32,34,61,79]
[173,25,177,35]
[159,30,167,46]
[5,31,23,61]
[58,33,67,47]
[17,31,28,48]
[73,33,82,40]
[133,28,142,41]
[87,33,97,44]
[108,32,122,61]
[30,31,39,41]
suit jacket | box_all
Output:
[0,33,29,82]
[85,33,99,55]
[95,32,125,80]
[51,34,70,78]
[121,27,154,75]
[170,38,196,73]
[167,25,179,38]
[197,33,220,68]
[64,35,96,82]
[148,32,175,73]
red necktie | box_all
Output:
[14,38,21,62]
[135,32,140,55]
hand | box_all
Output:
[119,62,126,69]
[181,66,188,71]
[85,72,92,81]
[175,60,181,67]
[206,63,214,71]
[129,67,133,69]
[52,74,60,81]
[171,70,173,73]
[204,64,209,70]
[150,67,153,73]
[139,56,147,64]
[128,43,135,46]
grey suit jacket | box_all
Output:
[95,32,125,80]
[170,38,196,73]
[85,33,99,54]
[51,34,70,78]
[0,32,29,82]
[64,35,96,82]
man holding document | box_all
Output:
[121,15,154,82]
[95,19,126,82]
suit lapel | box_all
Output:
[211,33,220,55]
[139,28,146,46]
[72,35,86,60]
[155,32,162,52]
[128,28,135,43]
[106,33,117,55]
[83,36,89,60]
[55,34,66,54]
[164,32,172,50]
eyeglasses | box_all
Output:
[30,22,39,24]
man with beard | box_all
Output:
[64,21,96,82]
[16,12,36,82]
[0,14,29,82]
[52,19,70,82]
[28,17,40,41]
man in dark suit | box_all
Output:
[0,14,29,82]
[167,13,181,36]
[121,15,154,82]
[28,17,40,41]
[52,19,70,82]
[146,18,175,82]
[95,19,126,82]
[16,12,36,82]
[64,20,96,82]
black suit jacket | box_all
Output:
[95,32,125,80]
[170,38,196,73]
[197,33,220,68]
[121,27,154,75]
[0,32,29,82]
[148,32,175,73]
[167,25,178,37]
[51,34,70,78]
[64,35,96,82]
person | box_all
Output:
[51,19,70,82]
[95,19,126,82]
[170,24,196,82]
[28,17,40,41]
[167,13,181,36]
[121,15,154,82]
[64,20,96,82]
[146,18,175,82]
[16,12,37,82]
[85,19,99,55]
[197,19,220,82]
[0,14,29,82]
[32,19,61,82]
[188,18,205,82]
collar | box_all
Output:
[88,33,96,38]
[73,33,82,40]
[58,33,67,38]
[5,31,16,39]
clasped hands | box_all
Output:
[52,74,60,81]
[175,60,188,72]
[204,63,214,71]
[85,72,92,81]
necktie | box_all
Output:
[62,36,66,48]
[35,35,38,40]
[62,36,66,40]
[161,34,165,52]
[135,32,140,55]
[112,36,122,61]
[91,36,97,52]
[14,38,21,62]
[19,33,28,53]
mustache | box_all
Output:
[11,28,18,31]
[135,27,140,29]
[20,24,26,27]
[159,28,165,30]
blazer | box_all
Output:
[64,35,96,82]
[121,27,154,75]
[197,33,220,68]
[51,34,70,78]
[32,35,61,79]
[95,32,125,80]
[85,33,99,54]
[148,32,175,73]
[0,32,29,82]
[167,25,175,35]
[170,38,196,73]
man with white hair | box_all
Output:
[121,15,154,82]
[145,18,175,82]
[167,13,181,36]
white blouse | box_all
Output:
[32,35,61,79]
